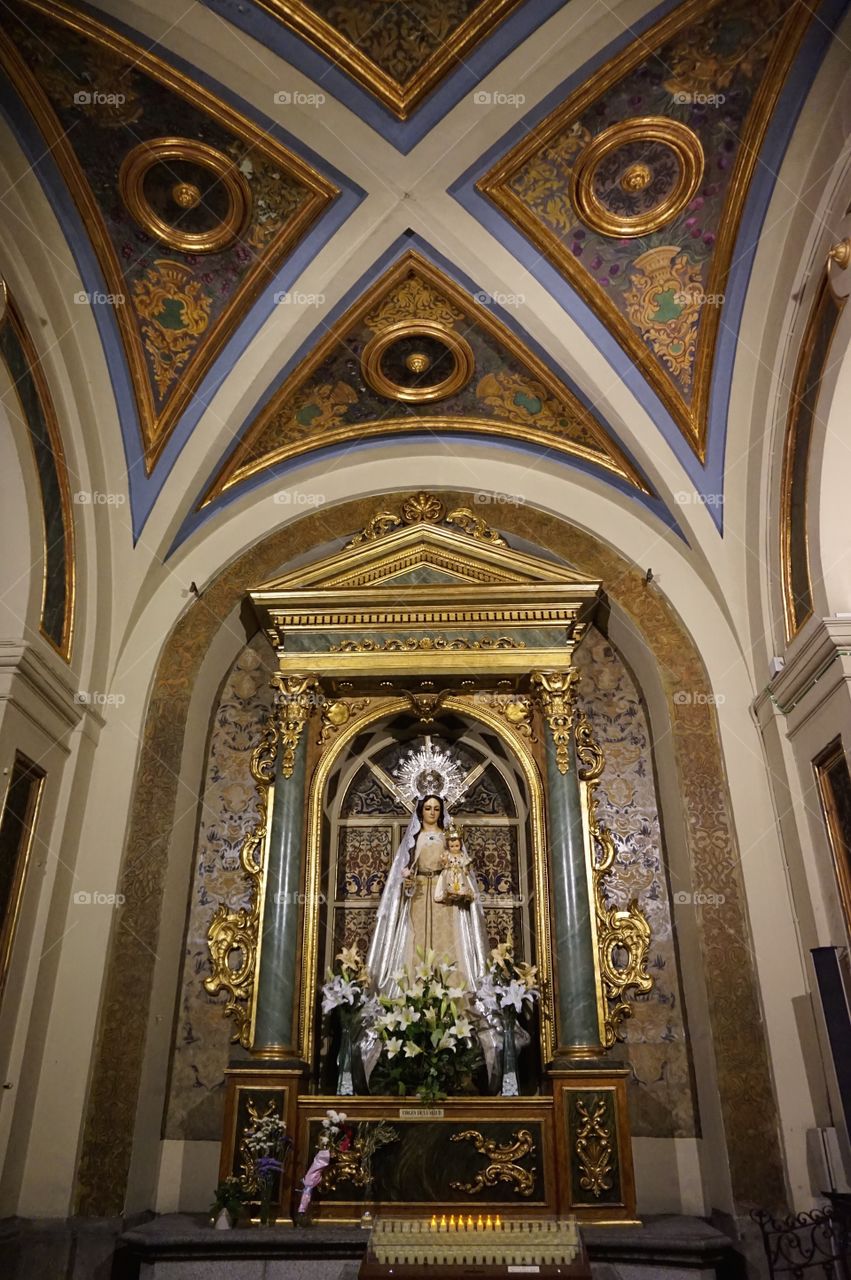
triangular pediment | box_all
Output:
[252,505,598,596]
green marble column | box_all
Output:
[535,671,604,1059]
[252,696,311,1057]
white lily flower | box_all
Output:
[384,1036,403,1059]
[403,1042,423,1057]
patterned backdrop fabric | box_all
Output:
[575,627,696,1137]
[165,631,696,1139]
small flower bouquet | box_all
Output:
[476,939,538,1097]
[477,939,539,1014]
[322,947,371,1095]
[296,1108,352,1222]
[209,1176,248,1228]
[240,1112,293,1225]
[367,948,482,1103]
[321,946,370,1014]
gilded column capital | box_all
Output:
[531,668,581,773]
[271,673,320,778]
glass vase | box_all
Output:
[500,1005,519,1097]
[336,1006,355,1095]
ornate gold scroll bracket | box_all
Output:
[575,714,652,1046]
[532,669,581,773]
[449,1129,536,1197]
[575,1099,614,1198]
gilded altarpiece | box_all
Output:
[199,495,658,1222]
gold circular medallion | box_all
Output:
[361,321,475,403]
[570,118,704,238]
[119,137,252,254]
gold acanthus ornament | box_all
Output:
[574,1098,614,1198]
[450,1129,536,1197]
[575,714,653,1047]
[329,635,525,654]
[345,492,506,548]
[531,669,581,773]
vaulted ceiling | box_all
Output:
[0,0,847,549]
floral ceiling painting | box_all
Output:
[479,0,816,456]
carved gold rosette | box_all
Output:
[575,714,653,1046]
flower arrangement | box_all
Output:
[476,939,539,1014]
[367,948,482,1103]
[476,939,538,1097]
[209,1176,248,1228]
[296,1108,352,1221]
[240,1111,293,1225]
[321,946,370,1014]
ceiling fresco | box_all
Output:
[477,0,815,459]
[0,0,846,548]
[200,246,653,510]
[248,0,525,119]
[0,0,339,471]
[201,0,565,151]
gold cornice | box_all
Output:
[0,0,337,471]
[3,297,76,660]
[250,0,525,120]
[203,250,649,504]
[478,0,814,459]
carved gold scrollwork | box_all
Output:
[531,669,581,773]
[206,674,319,1045]
[344,493,508,550]
[576,713,653,1046]
[575,1098,614,1198]
[449,1128,536,1197]
[445,507,507,547]
[318,697,370,744]
[329,635,525,653]
[323,1146,370,1192]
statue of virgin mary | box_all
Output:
[359,742,503,1089]
[364,792,490,998]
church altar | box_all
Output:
[204,495,651,1229]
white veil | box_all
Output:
[364,809,421,996]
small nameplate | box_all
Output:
[398,1107,444,1119]
[508,1268,540,1273]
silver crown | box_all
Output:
[394,737,467,812]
